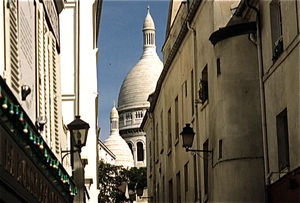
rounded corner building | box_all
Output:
[117,7,163,168]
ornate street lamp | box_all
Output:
[180,123,213,154]
[62,115,90,203]
[180,123,195,150]
[67,115,90,152]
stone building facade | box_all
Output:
[142,0,299,202]
[59,0,103,202]
[0,0,77,202]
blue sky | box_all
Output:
[97,0,169,142]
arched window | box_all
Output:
[128,143,133,156]
[137,142,144,161]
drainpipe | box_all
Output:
[75,0,80,116]
[245,0,270,186]
[187,21,201,202]
[149,111,156,201]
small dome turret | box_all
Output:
[110,101,119,134]
[105,101,134,168]
[110,101,118,119]
[143,6,155,31]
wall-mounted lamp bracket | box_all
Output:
[185,148,213,153]
[186,148,213,166]
[61,149,80,162]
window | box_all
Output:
[149,142,152,173]
[111,120,118,130]
[185,80,187,97]
[191,70,194,115]
[163,176,165,203]
[157,184,160,202]
[270,0,283,61]
[203,140,209,195]
[193,155,198,201]
[119,115,124,122]
[137,142,144,161]
[128,143,133,156]
[175,97,179,141]
[169,179,173,203]
[276,108,289,171]
[182,82,186,124]
[199,66,208,104]
[168,108,172,150]
[217,58,221,76]
[219,139,223,159]
[184,162,188,192]
[8,0,20,93]
[160,110,164,152]
[149,141,152,157]
[156,123,159,158]
[177,172,181,203]
[126,113,132,120]
[135,111,144,118]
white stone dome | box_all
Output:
[117,52,162,111]
[104,133,134,168]
[118,7,163,112]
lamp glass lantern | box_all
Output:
[67,115,90,151]
[180,123,195,149]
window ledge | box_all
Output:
[174,138,179,146]
[200,100,209,111]
[167,148,172,156]
[160,148,164,154]
[203,194,208,203]
[264,35,300,82]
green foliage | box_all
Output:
[124,167,147,191]
[98,160,127,203]
[98,161,147,202]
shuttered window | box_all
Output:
[37,7,46,139]
[9,0,20,93]
[50,35,60,154]
[37,4,60,156]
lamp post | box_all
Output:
[180,123,213,154]
[62,115,90,203]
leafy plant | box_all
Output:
[98,160,127,203]
[98,161,147,202]
[124,167,147,191]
